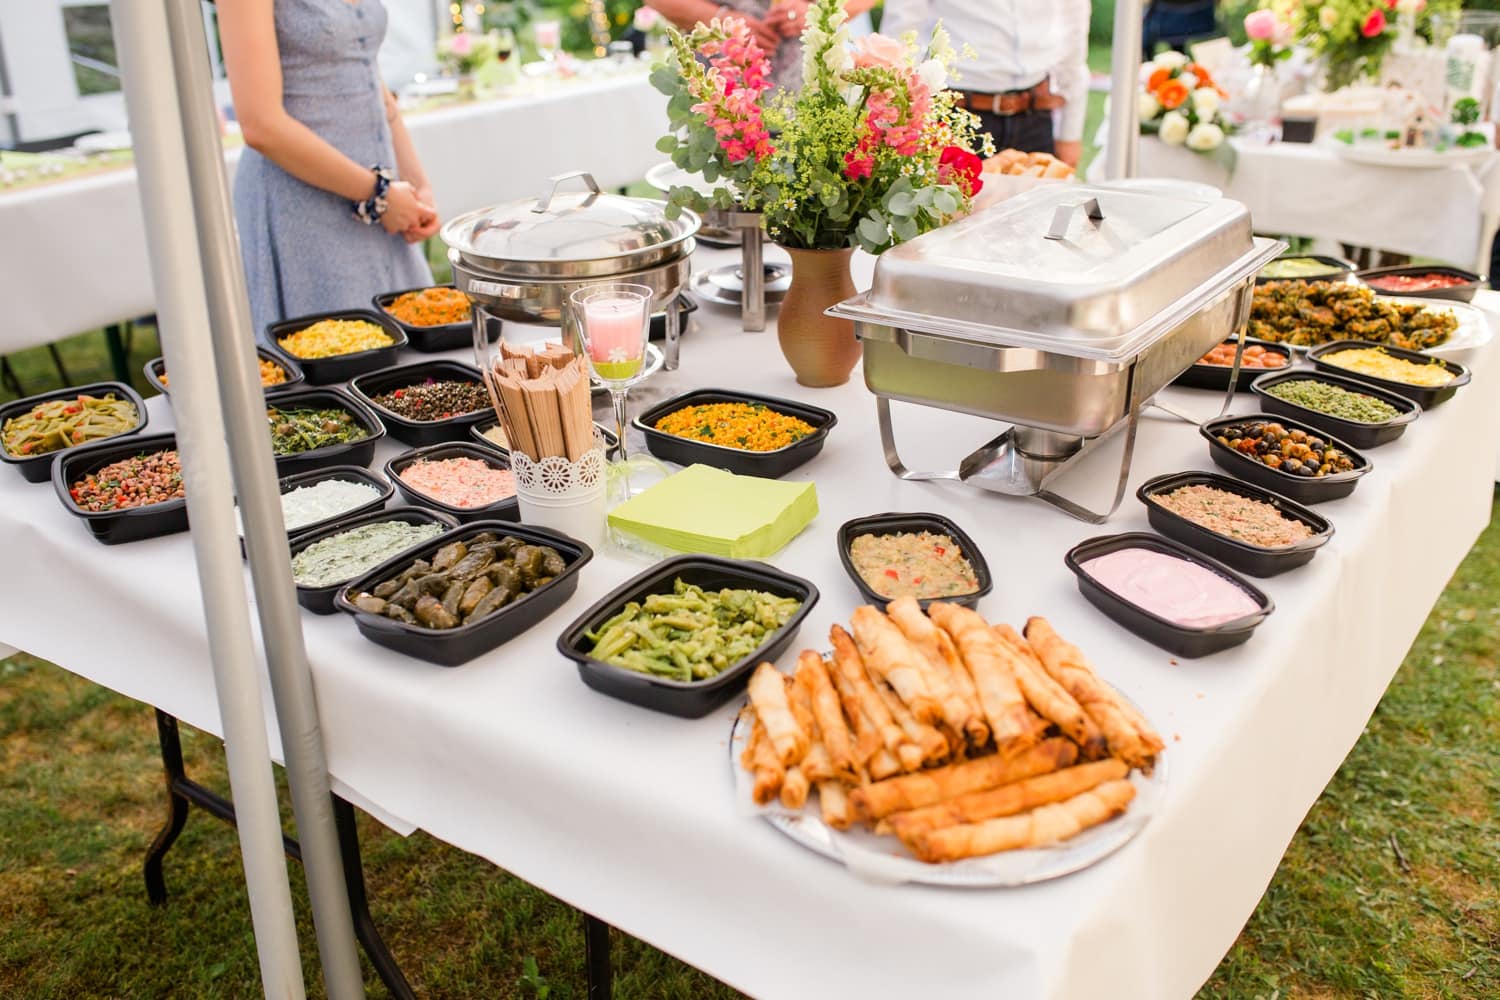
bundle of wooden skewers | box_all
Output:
[739,597,1164,864]
[484,342,596,462]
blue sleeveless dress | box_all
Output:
[234,0,432,334]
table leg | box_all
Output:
[583,912,613,1000]
[104,324,132,385]
[1,356,24,397]
[142,710,415,999]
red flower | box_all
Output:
[939,146,983,198]
[1362,9,1387,37]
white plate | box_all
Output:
[1329,142,1493,169]
[728,702,1166,887]
[1392,297,1492,358]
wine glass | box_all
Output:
[534,19,562,66]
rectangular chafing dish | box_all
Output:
[828,184,1285,521]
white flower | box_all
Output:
[1191,86,1221,118]
[607,346,629,363]
[1178,71,1199,90]
[1139,91,1162,121]
[1396,0,1426,13]
[1139,60,1159,84]
[1186,122,1225,151]
[928,23,955,65]
[1154,50,1189,71]
[823,38,852,77]
[916,58,947,91]
[1159,110,1191,145]
[1319,6,1338,30]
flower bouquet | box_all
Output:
[1138,51,1234,162]
[437,30,504,77]
[649,0,989,384]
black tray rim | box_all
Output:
[554,553,821,693]
[267,385,388,470]
[632,387,838,459]
[1304,340,1472,398]
[0,379,150,475]
[1199,412,1373,489]
[347,358,491,434]
[51,430,186,522]
[1256,253,1356,285]
[1249,367,1422,439]
[332,519,593,638]
[288,505,458,607]
[1173,337,1296,391]
[834,511,994,610]
[371,283,475,340]
[264,308,409,370]
[1064,531,1275,638]
[1354,263,1487,300]
[1136,471,1335,560]
[384,440,519,520]
[275,464,395,540]
[143,346,305,399]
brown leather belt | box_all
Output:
[956,79,1065,116]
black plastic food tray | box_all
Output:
[289,506,457,615]
[385,441,518,523]
[1256,254,1355,285]
[144,346,304,399]
[348,358,491,448]
[1064,532,1274,658]
[371,284,494,353]
[335,520,593,666]
[1200,413,1371,504]
[1250,368,1420,449]
[277,465,394,541]
[1136,471,1334,578]
[556,555,820,718]
[268,387,386,477]
[1305,340,1471,410]
[469,418,619,459]
[0,380,149,483]
[835,511,993,611]
[1171,338,1294,393]
[52,431,188,545]
[634,388,837,479]
[265,308,408,383]
[1356,264,1486,303]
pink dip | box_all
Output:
[1081,548,1259,628]
[399,457,516,509]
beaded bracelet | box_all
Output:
[352,166,393,225]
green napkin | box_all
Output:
[606,464,818,558]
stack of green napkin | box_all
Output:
[606,464,818,558]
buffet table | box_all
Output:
[1137,137,1500,272]
[1,246,1496,999]
[0,71,668,354]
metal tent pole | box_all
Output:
[108,2,306,997]
[1104,0,1144,181]
[154,0,367,996]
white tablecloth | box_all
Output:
[0,72,668,353]
[2,254,1496,999]
[1138,137,1500,271]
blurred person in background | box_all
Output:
[883,0,1090,166]
[218,0,439,333]
[646,0,879,91]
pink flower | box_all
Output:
[1362,9,1387,36]
[852,34,907,70]
[938,146,983,197]
[633,6,661,31]
[1243,9,1279,41]
[843,152,874,180]
[449,32,473,56]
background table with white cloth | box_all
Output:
[0,71,669,355]
[1137,136,1500,272]
[1,246,1495,999]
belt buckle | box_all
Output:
[991,94,1005,115]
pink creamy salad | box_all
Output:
[1081,548,1259,628]
[398,456,515,509]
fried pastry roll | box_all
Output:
[888,759,1127,843]
[929,603,1047,756]
[993,623,1108,758]
[907,779,1136,863]
[746,718,785,806]
[873,676,949,767]
[796,651,858,780]
[850,606,942,725]
[748,661,808,766]
[818,781,853,830]
[780,765,810,810]
[887,596,990,750]
[849,737,1077,821]
[829,625,905,757]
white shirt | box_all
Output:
[883,0,1091,142]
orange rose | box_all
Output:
[1148,67,1171,92]
[1185,63,1214,88]
[1157,79,1189,110]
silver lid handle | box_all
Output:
[1045,197,1104,240]
[532,170,602,213]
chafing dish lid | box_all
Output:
[441,170,699,275]
[860,184,1259,356]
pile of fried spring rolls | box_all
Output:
[739,598,1165,864]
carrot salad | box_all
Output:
[384,287,471,327]
[653,401,814,452]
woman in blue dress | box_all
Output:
[219,0,437,333]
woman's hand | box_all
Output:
[381,180,435,236]
[403,183,442,243]
[724,11,782,51]
[764,0,810,38]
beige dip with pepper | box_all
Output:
[849,530,979,600]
